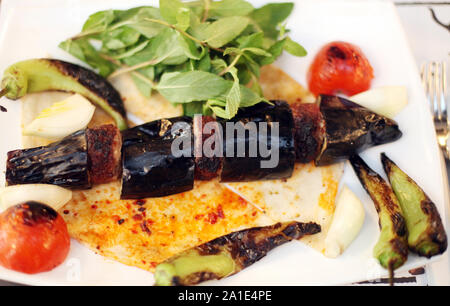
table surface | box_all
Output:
[0,0,448,286]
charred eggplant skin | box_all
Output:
[121,117,194,199]
[316,95,402,165]
[219,100,296,182]
[291,102,325,163]
[6,130,91,189]
[381,153,447,258]
[0,59,128,130]
[154,221,321,286]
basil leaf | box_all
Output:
[122,28,191,66]
[237,65,252,85]
[131,66,155,98]
[242,53,260,77]
[113,41,150,60]
[237,32,264,49]
[250,3,294,39]
[115,7,166,38]
[176,8,191,31]
[160,0,186,24]
[82,10,115,33]
[283,36,307,57]
[203,16,250,48]
[197,53,211,72]
[183,101,204,116]
[178,35,204,60]
[207,84,264,118]
[242,47,271,57]
[223,47,242,56]
[260,38,285,65]
[239,85,265,107]
[59,38,116,77]
[147,28,189,65]
[209,0,254,17]
[156,71,230,103]
[208,101,230,119]
[224,67,241,118]
[62,1,302,121]
[187,15,209,41]
[122,41,155,66]
[211,58,228,74]
[103,27,141,50]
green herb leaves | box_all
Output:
[157,71,229,103]
[203,16,249,48]
[209,0,254,17]
[59,0,306,120]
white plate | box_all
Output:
[0,0,448,285]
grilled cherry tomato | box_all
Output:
[0,202,70,274]
[307,41,374,96]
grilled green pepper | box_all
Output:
[154,221,321,286]
[381,153,447,258]
[0,59,127,130]
[350,155,408,277]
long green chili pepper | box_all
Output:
[0,59,128,130]
[350,155,408,283]
[154,221,321,286]
[381,153,447,258]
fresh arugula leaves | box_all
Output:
[59,0,306,119]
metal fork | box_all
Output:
[421,61,449,160]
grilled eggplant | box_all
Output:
[154,221,321,286]
[6,130,91,189]
[219,100,296,182]
[316,95,402,165]
[291,102,325,163]
[0,59,128,130]
[121,117,195,199]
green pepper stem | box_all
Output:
[388,263,394,287]
[0,88,8,98]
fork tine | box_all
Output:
[427,62,437,118]
[440,61,448,123]
[434,61,442,121]
[420,62,426,89]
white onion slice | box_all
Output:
[23,94,95,139]
[324,185,365,258]
[0,184,72,213]
[350,86,408,118]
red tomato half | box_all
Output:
[307,41,374,96]
[0,202,70,274]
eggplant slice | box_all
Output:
[121,117,195,199]
[6,130,91,189]
[315,95,402,165]
[219,100,296,182]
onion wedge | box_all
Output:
[0,184,72,212]
[350,86,408,118]
[23,94,95,139]
[324,185,365,258]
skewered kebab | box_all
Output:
[5,95,402,199]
